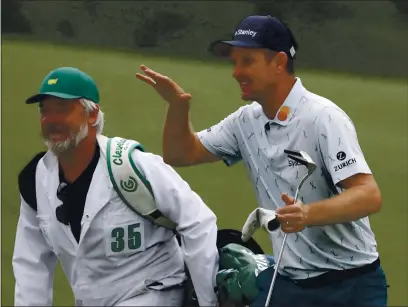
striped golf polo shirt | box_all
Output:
[197,78,379,279]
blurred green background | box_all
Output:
[2,0,407,305]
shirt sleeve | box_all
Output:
[317,107,372,186]
[196,107,245,166]
[13,196,58,306]
[131,151,219,306]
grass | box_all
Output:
[1,38,407,306]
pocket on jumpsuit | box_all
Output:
[37,215,55,251]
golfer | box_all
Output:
[13,67,219,306]
[136,15,388,306]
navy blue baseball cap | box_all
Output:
[209,15,298,59]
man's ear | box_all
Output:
[88,107,99,125]
[275,52,288,74]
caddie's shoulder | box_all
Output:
[130,148,166,170]
[18,151,47,211]
[129,148,183,189]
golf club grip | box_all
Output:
[259,210,280,233]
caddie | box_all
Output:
[136,14,389,307]
[12,66,220,306]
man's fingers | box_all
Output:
[276,205,300,215]
[135,73,156,86]
[279,219,304,233]
[281,225,300,233]
[140,64,169,82]
[140,64,155,75]
[281,193,295,205]
[277,213,302,223]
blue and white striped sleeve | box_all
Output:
[196,107,244,167]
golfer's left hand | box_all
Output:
[276,193,307,233]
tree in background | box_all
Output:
[2,0,31,34]
[390,0,408,20]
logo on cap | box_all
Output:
[234,29,257,38]
[47,78,58,85]
[289,46,296,57]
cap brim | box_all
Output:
[209,40,264,57]
[25,92,81,104]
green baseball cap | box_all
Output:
[25,67,100,104]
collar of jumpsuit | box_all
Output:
[259,77,306,129]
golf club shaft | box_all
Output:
[264,182,304,306]
[265,233,287,306]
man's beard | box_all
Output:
[43,123,89,155]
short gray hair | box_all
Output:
[80,98,104,135]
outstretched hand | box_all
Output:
[135,64,192,104]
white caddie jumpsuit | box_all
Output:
[12,135,219,306]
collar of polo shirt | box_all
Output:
[258,77,306,127]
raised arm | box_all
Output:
[162,99,220,166]
[13,196,58,306]
[132,150,219,306]
[136,65,241,167]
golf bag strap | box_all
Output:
[106,137,177,230]
[18,151,47,211]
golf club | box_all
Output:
[264,149,316,307]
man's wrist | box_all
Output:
[302,202,311,226]
[167,98,191,108]
[166,101,190,118]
